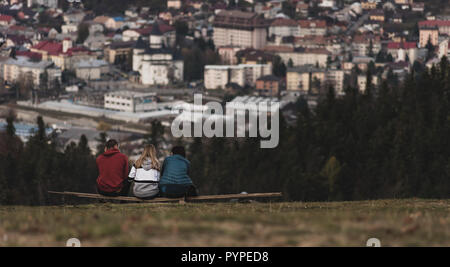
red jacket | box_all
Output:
[96,149,129,192]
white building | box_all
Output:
[357,75,379,92]
[1,56,61,87]
[27,0,58,8]
[275,48,330,68]
[104,91,158,113]
[213,10,269,49]
[132,22,183,86]
[269,18,300,37]
[204,64,272,90]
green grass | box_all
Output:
[0,199,448,246]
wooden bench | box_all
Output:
[48,191,283,204]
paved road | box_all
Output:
[346,12,369,35]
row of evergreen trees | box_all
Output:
[0,115,97,205]
[0,58,449,205]
[188,58,450,201]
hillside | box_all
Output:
[0,199,448,246]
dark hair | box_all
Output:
[105,139,118,150]
[172,146,185,157]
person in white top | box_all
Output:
[128,144,161,199]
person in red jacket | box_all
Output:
[96,139,130,196]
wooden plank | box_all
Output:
[48,191,283,203]
[48,191,181,203]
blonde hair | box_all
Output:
[135,144,161,171]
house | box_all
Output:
[236,48,277,65]
[419,25,439,47]
[0,15,15,26]
[122,23,176,46]
[63,10,86,24]
[386,42,418,62]
[167,0,182,9]
[104,41,135,65]
[392,14,403,23]
[411,2,424,13]
[27,0,58,9]
[255,75,283,97]
[61,24,78,34]
[296,2,309,17]
[5,34,32,48]
[369,9,385,22]
[361,1,377,10]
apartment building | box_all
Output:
[204,64,272,90]
[2,56,61,87]
[357,75,379,92]
[287,65,344,94]
[386,42,418,62]
[104,91,158,113]
[269,18,300,37]
[273,47,330,68]
[204,66,230,90]
[417,20,450,47]
[325,69,345,95]
[287,66,326,93]
[255,75,283,97]
[352,34,381,56]
[298,20,327,37]
[213,10,269,49]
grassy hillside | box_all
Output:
[0,199,448,246]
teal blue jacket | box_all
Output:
[159,155,193,186]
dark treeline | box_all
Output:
[0,115,97,205]
[189,58,450,201]
[0,58,449,205]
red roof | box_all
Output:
[298,20,327,28]
[271,18,298,27]
[32,40,90,56]
[0,15,13,23]
[387,42,417,50]
[418,20,450,28]
[15,51,42,61]
[64,46,90,56]
[134,23,175,36]
[32,40,62,55]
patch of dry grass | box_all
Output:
[0,199,448,246]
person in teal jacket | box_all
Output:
[159,146,198,198]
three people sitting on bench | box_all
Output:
[96,139,197,199]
